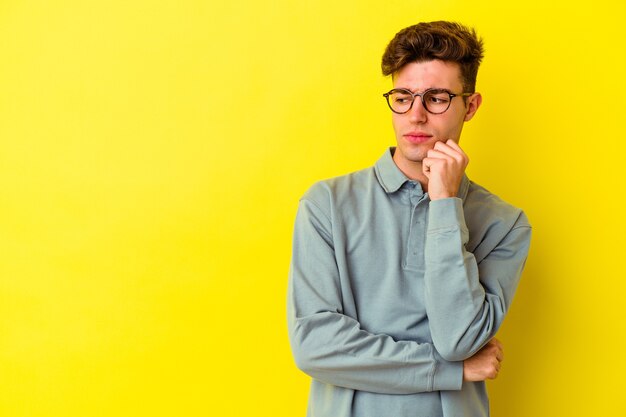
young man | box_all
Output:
[287,21,531,417]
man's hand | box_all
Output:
[463,338,504,381]
[422,139,469,200]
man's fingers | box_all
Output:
[489,338,504,362]
[432,141,468,165]
[443,139,469,160]
[424,140,470,200]
[491,338,503,350]
[426,150,453,160]
[444,139,464,152]
[432,141,456,156]
[422,158,433,175]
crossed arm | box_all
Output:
[288,203,527,394]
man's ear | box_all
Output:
[464,93,482,121]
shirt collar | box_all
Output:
[374,148,408,193]
[374,147,470,201]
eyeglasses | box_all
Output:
[382,88,472,114]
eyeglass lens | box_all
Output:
[387,89,452,114]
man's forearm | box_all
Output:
[288,307,463,394]
[423,197,531,361]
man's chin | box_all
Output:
[394,148,427,164]
[403,146,431,162]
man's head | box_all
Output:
[381,22,484,177]
[381,21,484,93]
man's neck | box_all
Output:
[392,154,430,192]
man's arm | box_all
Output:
[287,197,463,395]
[422,140,532,361]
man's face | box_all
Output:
[390,60,481,170]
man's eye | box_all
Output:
[394,96,412,103]
[427,95,449,104]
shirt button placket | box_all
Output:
[406,188,427,271]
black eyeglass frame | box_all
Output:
[382,88,472,115]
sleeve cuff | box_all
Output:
[427,197,467,234]
[432,348,463,391]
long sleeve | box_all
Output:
[423,197,532,361]
[287,198,463,395]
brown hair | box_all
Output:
[381,21,484,93]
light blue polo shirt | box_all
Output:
[288,148,531,417]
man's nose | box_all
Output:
[409,98,428,123]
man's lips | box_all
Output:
[403,132,433,144]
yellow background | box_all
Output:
[1,0,625,416]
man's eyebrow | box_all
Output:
[393,86,450,93]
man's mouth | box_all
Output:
[404,132,433,144]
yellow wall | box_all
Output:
[1,1,625,416]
